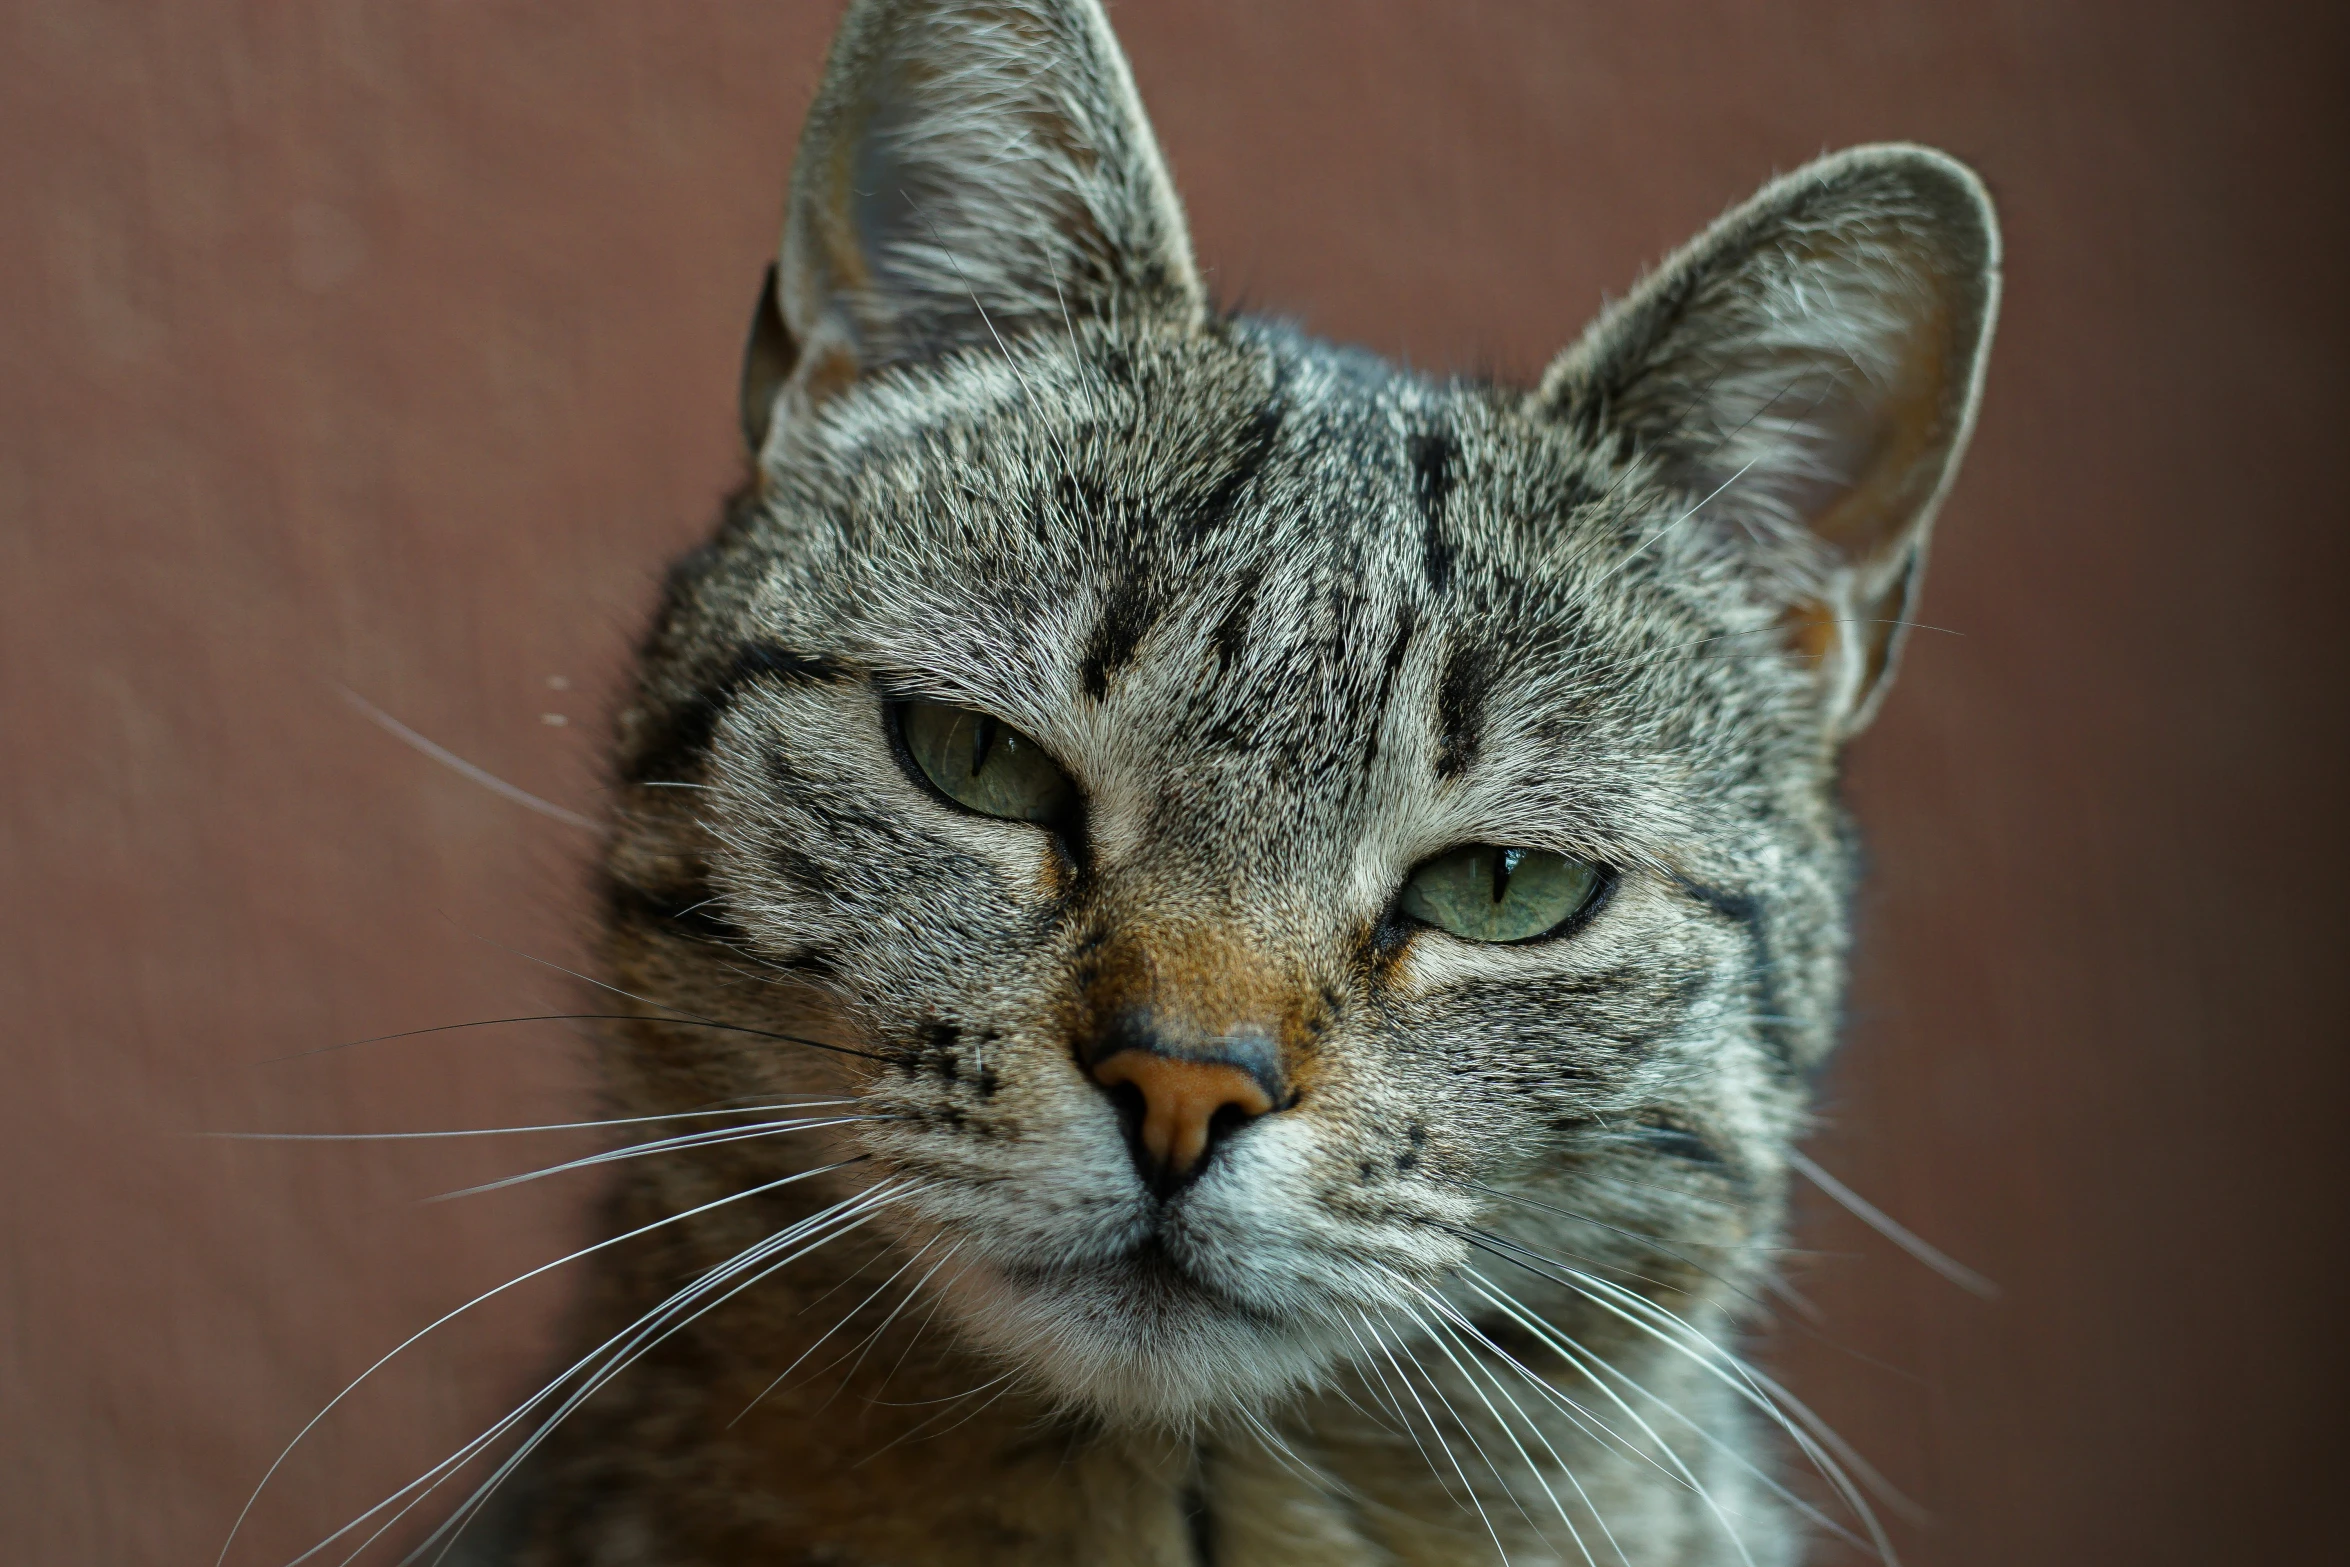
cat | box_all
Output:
[408,1,1998,1561]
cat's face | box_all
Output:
[602,0,1997,1430]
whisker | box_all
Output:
[853,1369,1023,1461]
[1341,1312,1464,1511]
[1360,1309,1509,1558]
[394,1182,917,1567]
[209,1101,857,1143]
[1566,1326,1876,1553]
[1469,1248,1904,1559]
[731,1233,949,1425]
[1450,1221,1696,1301]
[1233,1406,1331,1496]
[1409,1292,1637,1567]
[1585,453,1766,589]
[1428,1277,1683,1480]
[1463,1217,1847,1375]
[213,1157,865,1567]
[1565,1262,1902,1505]
[262,1012,886,1067]
[1392,1295,1571,1560]
[863,1255,974,1408]
[426,1116,878,1201]
[456,930,893,1066]
[1469,1182,1789,1289]
[1452,1271,1760,1567]
[1399,1287,1609,1567]
[340,686,598,832]
[904,194,1083,492]
[1451,1270,1868,1553]
[1788,1148,2000,1300]
[823,1239,966,1411]
[403,1192,902,1559]
[1570,1166,1751,1215]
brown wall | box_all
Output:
[5,3,2344,1563]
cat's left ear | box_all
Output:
[742,0,1205,450]
[1539,145,2000,739]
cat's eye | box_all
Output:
[1399,845,1605,944]
[896,701,1076,824]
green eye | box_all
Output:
[897,701,1077,824]
[1399,845,1604,944]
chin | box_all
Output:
[934,1247,1348,1431]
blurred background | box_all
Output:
[4,2,2345,1562]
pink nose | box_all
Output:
[1088,1050,1276,1182]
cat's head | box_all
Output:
[605,0,1997,1429]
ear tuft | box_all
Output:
[1541,146,2000,736]
[772,0,1202,410]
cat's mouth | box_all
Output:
[936,1231,1344,1424]
[1000,1228,1285,1324]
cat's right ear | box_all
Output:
[743,0,1204,450]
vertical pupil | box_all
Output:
[968,713,999,779]
[1490,847,1524,906]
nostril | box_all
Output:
[1101,1076,1148,1147]
[1204,1098,1257,1151]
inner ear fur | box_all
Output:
[1539,145,2000,738]
[739,262,795,457]
[757,0,1203,436]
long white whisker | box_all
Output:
[820,1238,967,1411]
[1362,1309,1509,1559]
[1430,1281,1665,1477]
[340,686,598,831]
[1579,369,1840,589]
[731,1233,947,1425]
[211,1101,857,1143]
[1341,1312,1462,1510]
[428,1116,875,1200]
[296,1184,901,1567]
[1565,1265,1894,1510]
[1234,1407,1329,1495]
[397,1183,916,1567]
[455,930,884,1065]
[1450,1271,1866,1553]
[1393,1296,1575,1562]
[1388,1274,1635,1565]
[1586,454,1765,588]
[215,1158,862,1567]
[1787,1148,1999,1299]
[1453,1271,1757,1567]
[1476,1254,1898,1563]
[1438,1278,1861,1550]
[865,1255,975,1408]
[1565,1328,1876,1553]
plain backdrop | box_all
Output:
[4,2,2345,1563]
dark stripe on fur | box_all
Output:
[1672,876,1794,1069]
[601,872,750,947]
[624,643,846,786]
[1634,1116,1726,1166]
[1176,388,1284,545]
[1433,641,1489,779]
[1407,429,1455,594]
[1364,607,1416,768]
[1183,1474,1217,1567]
[1208,567,1262,674]
[1080,577,1155,700]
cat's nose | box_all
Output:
[1085,1025,1281,1189]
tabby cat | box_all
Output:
[427,1,1999,1561]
